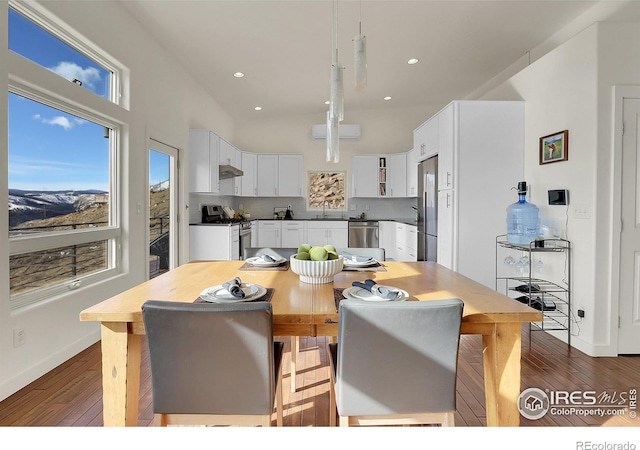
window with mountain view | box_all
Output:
[7,1,125,308]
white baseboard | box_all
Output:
[0,329,101,403]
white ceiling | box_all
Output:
[120,1,599,123]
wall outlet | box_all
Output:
[14,327,26,348]
[572,203,591,219]
[350,204,357,211]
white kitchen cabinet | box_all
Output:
[394,223,417,261]
[353,154,407,198]
[413,117,438,163]
[387,153,407,198]
[257,154,304,197]
[189,224,239,261]
[250,220,259,247]
[257,220,282,247]
[219,138,242,196]
[437,103,454,191]
[281,220,305,248]
[351,155,378,198]
[306,221,348,248]
[188,129,219,193]
[437,189,454,270]
[240,151,257,197]
[406,148,418,197]
[378,221,397,260]
[433,100,525,288]
[278,154,303,197]
[257,154,279,197]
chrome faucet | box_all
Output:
[322,201,328,219]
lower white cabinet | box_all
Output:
[306,221,348,248]
[378,221,397,260]
[257,220,282,247]
[437,190,454,270]
[189,225,239,261]
[394,223,417,261]
[281,221,305,248]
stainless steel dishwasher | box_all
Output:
[348,221,379,248]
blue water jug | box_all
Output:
[507,181,539,245]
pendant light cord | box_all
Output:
[333,0,338,65]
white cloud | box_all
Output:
[32,114,85,130]
[49,61,101,88]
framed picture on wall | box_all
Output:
[539,130,569,165]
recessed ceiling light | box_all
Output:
[233,72,245,78]
[408,58,419,65]
[254,106,262,111]
[383,96,392,101]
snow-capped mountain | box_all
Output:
[8,189,107,227]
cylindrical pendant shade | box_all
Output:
[326,111,339,163]
[354,34,367,91]
[330,64,344,122]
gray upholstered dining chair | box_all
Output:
[243,247,298,260]
[328,298,464,426]
[337,247,385,261]
[141,300,284,426]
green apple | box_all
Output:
[309,246,328,261]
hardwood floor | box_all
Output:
[1,327,638,427]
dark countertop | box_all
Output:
[249,218,417,225]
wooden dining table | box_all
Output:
[79,259,541,427]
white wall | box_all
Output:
[0,1,233,401]
[481,22,640,355]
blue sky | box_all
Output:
[8,8,168,192]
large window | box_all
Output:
[7,1,126,309]
[307,171,346,211]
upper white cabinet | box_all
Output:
[433,100,525,288]
[406,148,418,197]
[240,151,258,197]
[189,129,219,193]
[278,154,303,197]
[352,154,408,198]
[387,153,407,198]
[256,154,279,196]
[257,154,303,197]
[437,103,454,191]
[413,116,438,163]
[351,155,379,198]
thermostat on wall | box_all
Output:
[548,189,569,205]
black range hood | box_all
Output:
[219,164,244,179]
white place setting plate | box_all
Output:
[245,256,287,267]
[342,258,377,267]
[342,286,408,302]
[200,283,267,303]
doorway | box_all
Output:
[617,95,640,354]
[148,139,179,279]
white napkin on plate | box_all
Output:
[342,251,373,263]
[222,277,245,298]
[351,279,398,299]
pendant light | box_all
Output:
[354,0,367,91]
[329,0,344,122]
[326,111,339,163]
[327,0,342,162]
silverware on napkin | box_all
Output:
[222,277,245,298]
[351,279,398,299]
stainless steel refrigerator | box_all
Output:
[417,156,437,261]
